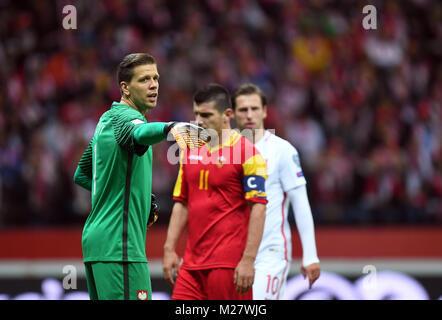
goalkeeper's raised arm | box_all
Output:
[73,119,205,193]
[134,121,209,150]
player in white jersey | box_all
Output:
[232,83,320,300]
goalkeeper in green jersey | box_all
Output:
[73,53,206,300]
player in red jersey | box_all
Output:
[162,83,268,300]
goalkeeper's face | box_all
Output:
[233,93,267,131]
[124,63,159,113]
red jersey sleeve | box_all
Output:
[172,151,188,203]
[241,139,268,204]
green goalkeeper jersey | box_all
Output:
[74,102,167,263]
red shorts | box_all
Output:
[172,268,253,300]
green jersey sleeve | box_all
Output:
[109,108,150,156]
[74,139,93,191]
[133,122,168,146]
[110,106,169,156]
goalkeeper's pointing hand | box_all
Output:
[164,122,210,150]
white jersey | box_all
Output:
[255,130,306,263]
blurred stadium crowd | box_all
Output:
[0,0,440,226]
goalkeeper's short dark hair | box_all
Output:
[193,83,232,113]
[231,83,267,110]
[117,53,156,93]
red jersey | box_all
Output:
[173,130,268,270]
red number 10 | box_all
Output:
[266,274,280,295]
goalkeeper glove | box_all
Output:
[164,122,210,150]
[147,193,160,229]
